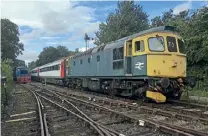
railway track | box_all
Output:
[23,84,123,136]
[1,85,44,136]
[30,83,208,136]
[38,82,208,119]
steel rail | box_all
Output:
[56,91,208,136]
[47,90,120,136]
[21,85,46,136]
[39,89,119,136]
[30,83,208,136]
[35,92,108,136]
[46,89,193,136]
[168,100,208,109]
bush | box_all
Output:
[1,59,14,115]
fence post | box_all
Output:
[3,82,8,105]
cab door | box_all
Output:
[125,40,133,76]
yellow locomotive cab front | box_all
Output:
[147,53,186,78]
[130,27,187,102]
[146,32,186,78]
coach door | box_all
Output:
[125,40,132,76]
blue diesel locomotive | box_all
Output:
[15,66,31,83]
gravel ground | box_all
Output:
[1,84,40,136]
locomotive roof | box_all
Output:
[72,26,177,59]
[16,66,27,69]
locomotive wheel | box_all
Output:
[109,88,117,96]
[173,92,182,100]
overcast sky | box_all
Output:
[1,0,207,64]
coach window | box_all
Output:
[88,58,90,63]
[167,36,177,52]
[80,60,83,64]
[135,40,144,52]
[73,61,75,66]
[54,65,57,70]
[97,55,100,62]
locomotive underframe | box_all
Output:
[66,76,184,102]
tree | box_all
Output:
[57,45,70,58]
[36,46,60,66]
[35,45,76,66]
[151,16,164,27]
[14,59,25,67]
[95,1,149,45]
[1,19,24,61]
[28,61,36,70]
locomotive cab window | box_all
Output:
[178,39,185,53]
[135,40,144,52]
[167,36,177,52]
[148,36,165,51]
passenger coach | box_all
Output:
[31,57,67,85]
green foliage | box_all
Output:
[95,1,149,45]
[28,61,36,71]
[151,16,164,27]
[1,19,24,61]
[35,45,75,66]
[14,59,26,67]
[57,45,71,57]
[36,46,60,66]
[1,59,14,114]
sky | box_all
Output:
[1,0,208,64]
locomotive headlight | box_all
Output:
[157,77,170,89]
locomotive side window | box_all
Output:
[178,39,185,53]
[113,47,124,70]
[88,58,90,63]
[113,47,124,60]
[97,55,100,62]
[135,40,144,52]
[148,37,165,51]
[113,49,116,60]
[167,36,177,52]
